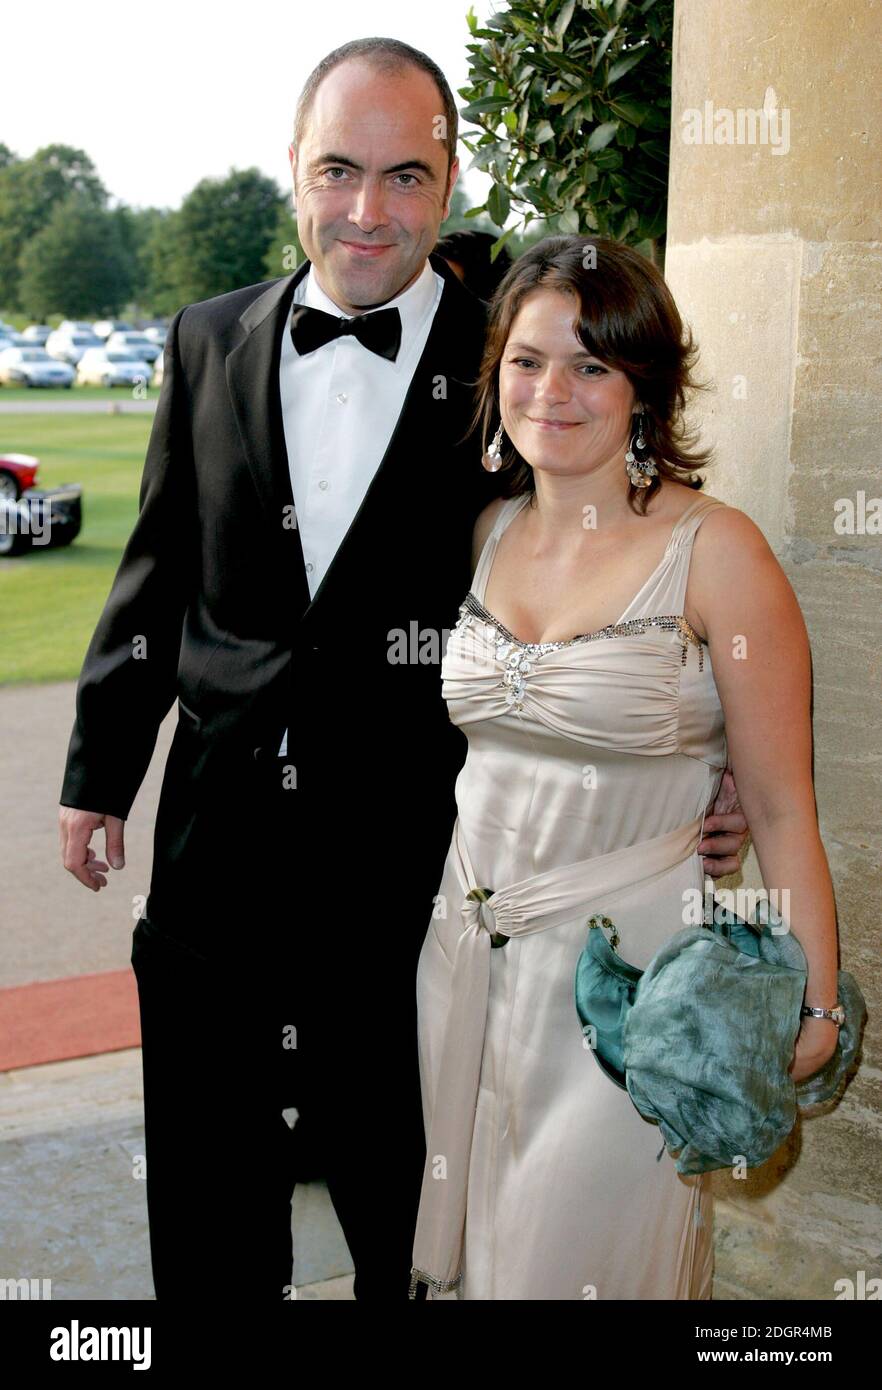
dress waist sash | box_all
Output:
[409,809,706,1299]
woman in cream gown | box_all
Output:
[413,492,724,1301]
[408,235,840,1301]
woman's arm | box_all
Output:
[689,506,840,1081]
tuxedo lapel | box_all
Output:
[225,260,311,616]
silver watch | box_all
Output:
[801,1002,846,1026]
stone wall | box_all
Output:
[665,0,881,1300]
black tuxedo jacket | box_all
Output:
[60,252,502,948]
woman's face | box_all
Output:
[498,288,638,480]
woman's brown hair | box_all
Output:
[467,234,713,514]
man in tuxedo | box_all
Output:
[58,38,747,1301]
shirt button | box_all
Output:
[318,479,329,490]
[305,562,314,573]
[336,392,347,403]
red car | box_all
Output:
[0,451,38,501]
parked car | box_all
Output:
[57,320,96,335]
[93,318,134,340]
[46,330,103,365]
[76,347,152,388]
[105,331,161,364]
[21,324,52,344]
[0,451,82,555]
[0,347,75,388]
[0,484,82,556]
[0,451,39,501]
[141,324,168,344]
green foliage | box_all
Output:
[0,145,108,308]
[143,168,288,312]
[439,176,557,261]
[262,200,305,281]
[18,193,134,319]
[0,149,288,318]
[459,0,673,257]
[134,208,180,317]
[111,205,164,314]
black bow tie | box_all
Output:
[289,303,402,362]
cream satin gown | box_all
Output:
[412,492,729,1301]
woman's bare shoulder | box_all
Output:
[691,495,774,556]
[689,497,801,637]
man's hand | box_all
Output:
[60,807,126,891]
[699,767,749,879]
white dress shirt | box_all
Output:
[277,257,444,755]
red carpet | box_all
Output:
[0,970,141,1071]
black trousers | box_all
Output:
[131,740,429,1301]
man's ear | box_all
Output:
[288,144,298,210]
[442,155,460,221]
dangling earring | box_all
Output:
[482,420,505,472]
[625,410,658,489]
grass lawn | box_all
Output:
[0,385,160,403]
[0,412,152,684]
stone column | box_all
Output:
[665,0,881,1299]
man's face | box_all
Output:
[289,59,458,314]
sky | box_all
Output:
[2,0,500,212]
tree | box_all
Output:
[262,197,305,281]
[18,193,132,319]
[137,209,184,317]
[0,145,107,308]
[458,0,673,263]
[109,204,150,313]
[153,169,287,308]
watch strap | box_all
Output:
[801,1002,845,1025]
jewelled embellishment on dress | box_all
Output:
[409,1266,462,1299]
[501,647,533,711]
[451,593,706,703]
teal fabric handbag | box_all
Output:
[574,900,866,1175]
